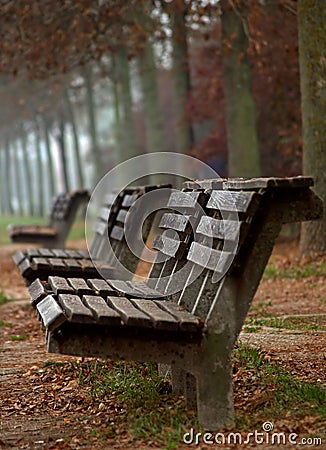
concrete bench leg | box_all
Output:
[195,336,235,430]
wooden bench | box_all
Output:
[8,190,90,249]
[28,177,322,430]
[13,184,171,285]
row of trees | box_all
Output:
[0,0,324,255]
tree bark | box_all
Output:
[114,45,138,163]
[82,64,102,184]
[12,139,24,216]
[20,127,34,216]
[43,117,57,202]
[170,0,194,154]
[64,88,85,188]
[221,0,260,177]
[56,116,70,192]
[298,0,326,256]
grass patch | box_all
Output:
[234,343,325,429]
[41,348,325,445]
[0,320,12,327]
[0,292,10,306]
[263,260,326,280]
[247,315,325,332]
[9,334,28,341]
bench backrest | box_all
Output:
[47,189,90,245]
[148,177,322,338]
[90,184,172,274]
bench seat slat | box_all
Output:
[130,299,178,330]
[188,242,232,273]
[28,279,48,306]
[58,294,94,323]
[64,259,82,269]
[49,258,66,269]
[51,249,69,258]
[126,281,165,299]
[107,297,152,327]
[26,248,41,258]
[49,276,74,294]
[32,257,51,269]
[67,278,94,296]
[37,295,66,331]
[122,194,139,207]
[154,301,203,332]
[38,249,55,257]
[82,295,122,325]
[86,279,117,297]
[13,250,26,265]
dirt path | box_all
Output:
[0,243,325,449]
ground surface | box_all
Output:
[0,241,325,449]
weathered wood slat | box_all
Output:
[98,206,111,222]
[13,250,26,265]
[48,276,74,295]
[32,258,51,269]
[167,191,204,209]
[37,295,66,331]
[49,258,66,269]
[117,209,128,223]
[107,297,152,327]
[222,176,314,190]
[103,193,117,206]
[64,250,84,259]
[52,249,69,258]
[87,279,117,297]
[196,216,240,240]
[58,294,94,323]
[26,248,41,258]
[152,235,187,259]
[64,259,82,269]
[28,279,48,306]
[207,191,260,214]
[183,179,224,190]
[38,248,55,257]
[159,213,191,232]
[82,295,122,325]
[154,301,203,332]
[130,299,178,330]
[126,281,165,299]
[110,225,124,241]
[67,278,94,296]
[122,194,139,207]
[187,242,232,273]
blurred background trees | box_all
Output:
[0,0,324,255]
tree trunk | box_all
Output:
[298,0,326,256]
[20,128,34,216]
[221,0,260,177]
[64,88,85,188]
[115,46,138,163]
[56,116,70,192]
[35,123,45,216]
[170,0,194,154]
[43,117,57,201]
[13,139,24,216]
[4,136,14,214]
[82,64,102,184]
